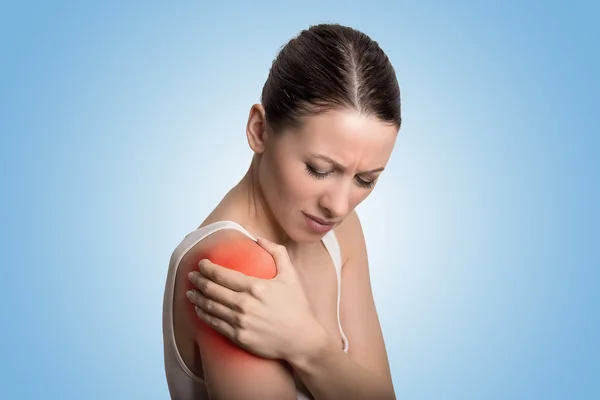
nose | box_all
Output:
[319,180,352,219]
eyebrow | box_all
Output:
[311,154,385,174]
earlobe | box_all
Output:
[246,104,268,154]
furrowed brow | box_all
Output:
[311,154,384,174]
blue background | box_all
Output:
[1,1,598,399]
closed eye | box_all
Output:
[356,176,376,189]
[305,164,331,179]
[306,164,377,189]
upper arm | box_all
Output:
[336,211,393,382]
[184,231,297,400]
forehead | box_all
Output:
[287,109,398,167]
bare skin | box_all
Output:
[172,104,398,399]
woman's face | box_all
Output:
[257,108,398,243]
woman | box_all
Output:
[162,23,401,400]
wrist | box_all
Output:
[287,319,335,373]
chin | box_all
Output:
[280,217,320,244]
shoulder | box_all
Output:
[182,228,276,279]
[333,210,367,267]
[181,229,297,399]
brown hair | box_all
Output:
[261,23,401,134]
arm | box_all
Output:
[287,210,396,400]
[185,230,298,400]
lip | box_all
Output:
[303,213,334,234]
[303,212,335,226]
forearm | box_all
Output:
[287,326,396,400]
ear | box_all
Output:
[246,104,269,154]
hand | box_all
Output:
[186,237,325,361]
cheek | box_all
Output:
[271,152,305,195]
[349,188,372,209]
[259,154,302,209]
[277,168,312,208]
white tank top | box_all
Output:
[162,221,349,400]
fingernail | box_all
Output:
[186,290,194,299]
[188,272,194,280]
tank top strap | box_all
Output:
[320,230,349,353]
[182,220,257,246]
[165,220,257,386]
[321,230,343,277]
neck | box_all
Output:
[233,155,299,250]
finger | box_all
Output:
[188,271,239,310]
[256,237,292,275]
[198,259,255,292]
[194,305,236,339]
[187,290,237,327]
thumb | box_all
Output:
[256,237,293,276]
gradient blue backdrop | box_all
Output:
[1,1,598,399]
